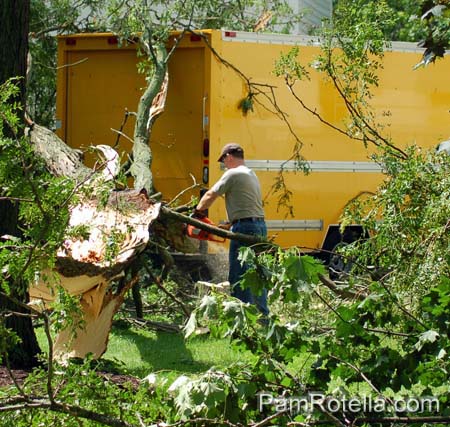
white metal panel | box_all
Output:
[221,30,433,54]
[296,0,333,33]
[221,30,320,46]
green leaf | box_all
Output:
[283,255,305,281]
[238,246,255,265]
[239,269,265,296]
[183,312,197,338]
[237,382,257,399]
[415,330,440,351]
[199,294,218,318]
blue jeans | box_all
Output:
[229,219,269,316]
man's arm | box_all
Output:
[196,189,220,212]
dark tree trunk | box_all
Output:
[0,0,29,120]
[132,283,144,319]
[0,0,41,369]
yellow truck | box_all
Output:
[56,30,450,263]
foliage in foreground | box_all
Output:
[1,227,448,426]
[0,79,75,295]
[1,125,449,425]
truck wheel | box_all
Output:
[328,242,353,281]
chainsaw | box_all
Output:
[186,216,226,243]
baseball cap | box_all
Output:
[436,139,450,155]
[217,143,244,162]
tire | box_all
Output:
[328,242,353,281]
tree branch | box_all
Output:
[329,355,395,408]
[285,79,361,141]
[27,123,91,180]
[130,42,168,193]
[352,416,450,425]
[159,205,268,247]
[0,397,134,427]
[166,174,203,208]
[326,53,407,159]
[318,273,366,301]
[142,262,191,318]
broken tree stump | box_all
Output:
[29,190,160,360]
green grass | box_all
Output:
[36,324,249,380]
[103,326,249,378]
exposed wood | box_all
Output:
[52,274,139,361]
[60,191,160,267]
[29,191,161,360]
[148,71,169,127]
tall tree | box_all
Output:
[332,0,450,64]
[0,0,41,368]
[1,0,293,364]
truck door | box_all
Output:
[63,37,205,203]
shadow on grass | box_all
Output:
[109,325,212,377]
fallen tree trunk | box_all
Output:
[23,95,171,360]
[22,36,269,361]
[25,121,265,361]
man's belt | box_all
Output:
[231,217,264,225]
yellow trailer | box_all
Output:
[56,30,450,261]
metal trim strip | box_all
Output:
[266,219,323,231]
[246,160,383,173]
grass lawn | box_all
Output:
[103,326,250,379]
[36,324,250,380]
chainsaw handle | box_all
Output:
[207,235,226,243]
[191,208,207,219]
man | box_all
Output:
[436,139,450,155]
[194,143,269,316]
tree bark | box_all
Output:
[131,283,144,319]
[0,0,41,369]
[160,206,268,247]
[0,0,29,122]
[130,42,168,193]
[27,124,91,181]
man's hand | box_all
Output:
[218,222,231,231]
[192,208,207,219]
